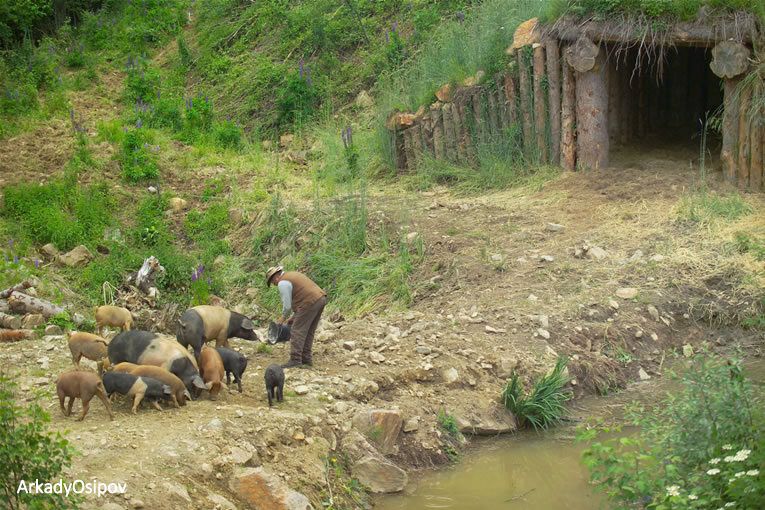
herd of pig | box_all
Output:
[55,304,285,421]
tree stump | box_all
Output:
[546,39,561,165]
[710,41,750,79]
[575,50,609,170]
[565,36,598,73]
[561,52,576,171]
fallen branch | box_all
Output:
[0,279,38,299]
[7,292,65,318]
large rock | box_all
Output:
[457,409,517,436]
[351,456,408,494]
[41,243,59,260]
[59,245,93,267]
[22,313,45,329]
[229,467,313,510]
[352,409,403,455]
[168,197,188,212]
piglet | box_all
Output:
[264,364,284,407]
[95,305,133,337]
[56,371,113,421]
[102,372,173,413]
[215,347,248,393]
[68,331,110,375]
[199,346,227,400]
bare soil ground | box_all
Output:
[2,137,764,509]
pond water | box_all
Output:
[376,359,765,510]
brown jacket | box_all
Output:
[282,271,326,312]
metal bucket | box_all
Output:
[267,321,291,344]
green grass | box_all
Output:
[544,0,763,22]
[677,191,753,224]
[502,356,572,430]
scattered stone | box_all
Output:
[415,346,432,355]
[649,254,665,262]
[634,330,643,339]
[293,431,305,442]
[44,324,62,335]
[32,377,49,386]
[294,385,309,396]
[207,418,223,430]
[608,300,619,310]
[537,315,550,329]
[333,401,349,414]
[650,332,659,341]
[537,328,550,340]
[546,223,565,232]
[585,246,608,260]
[406,232,419,243]
[352,456,408,494]
[629,250,644,261]
[168,197,188,212]
[227,446,254,466]
[370,352,386,364]
[130,499,144,509]
[229,467,314,510]
[162,482,191,503]
[236,410,244,418]
[147,186,157,193]
[342,341,356,351]
[485,325,506,334]
[41,243,59,260]
[638,367,651,380]
[22,313,45,329]
[527,294,538,302]
[403,417,420,433]
[647,305,660,322]
[207,493,237,510]
[490,253,504,262]
[539,255,554,263]
[59,245,93,267]
[352,409,403,455]
[457,410,517,435]
[279,133,294,147]
[682,344,694,358]
[441,367,459,384]
[616,288,638,299]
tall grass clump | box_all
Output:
[502,356,572,430]
[677,191,753,224]
[578,355,764,509]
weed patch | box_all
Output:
[502,356,572,430]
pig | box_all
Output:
[177,305,257,360]
[264,364,284,407]
[95,305,133,336]
[215,347,248,393]
[107,330,206,395]
[102,372,173,413]
[56,371,114,421]
[199,347,227,400]
[68,331,111,375]
[112,362,191,407]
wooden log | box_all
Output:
[411,121,424,163]
[721,78,741,183]
[471,89,484,142]
[503,73,518,125]
[487,86,500,137]
[738,84,752,189]
[421,113,435,156]
[431,104,446,161]
[533,43,548,164]
[575,49,609,170]
[392,129,406,171]
[565,36,598,73]
[451,98,469,164]
[0,279,38,299]
[456,98,477,165]
[0,330,34,343]
[517,49,534,156]
[750,111,762,191]
[402,127,416,170]
[607,58,619,143]
[495,73,509,131]
[546,39,561,165]
[561,53,576,171]
[442,102,457,162]
[619,66,631,145]
[0,312,22,329]
[710,41,751,79]
[7,291,65,318]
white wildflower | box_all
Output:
[746,469,759,476]
[666,485,681,497]
[688,494,698,501]
[724,456,735,462]
[735,471,745,478]
[707,468,721,475]
[709,458,721,464]
[732,449,750,462]
[725,503,735,508]
[722,444,733,450]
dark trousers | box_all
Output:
[290,296,326,363]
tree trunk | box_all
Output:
[442,103,457,162]
[517,50,534,156]
[402,127,415,170]
[721,78,741,183]
[432,105,445,160]
[456,99,477,165]
[393,129,406,171]
[487,86,499,137]
[710,41,751,79]
[575,50,609,170]
[607,59,619,143]
[451,99,468,164]
[503,73,518,126]
[546,39,561,165]
[471,89,484,143]
[750,115,762,191]
[737,83,751,189]
[421,112,435,156]
[0,279,38,299]
[533,44,548,164]
[0,312,22,329]
[561,55,576,171]
[495,73,510,130]
[7,292,66,318]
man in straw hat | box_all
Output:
[266,266,327,369]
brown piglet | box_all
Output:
[95,305,133,336]
[199,346,227,400]
[56,371,113,421]
[68,331,110,375]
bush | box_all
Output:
[0,376,79,510]
[502,356,572,430]
[212,119,244,150]
[123,61,161,104]
[579,355,764,509]
[181,94,214,141]
[276,71,321,129]
[119,127,160,182]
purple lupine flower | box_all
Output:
[197,264,204,276]
[70,109,75,123]
[13,255,18,264]
[386,31,390,43]
[136,118,143,128]
[391,22,398,33]
[299,58,304,79]
[305,67,312,87]
[157,90,161,100]
[191,269,199,282]
[34,259,40,269]
[8,239,14,249]
[456,11,465,23]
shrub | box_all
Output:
[119,127,160,182]
[181,94,214,141]
[123,61,161,104]
[579,355,764,509]
[0,376,79,510]
[276,71,321,129]
[212,119,244,150]
[502,356,572,430]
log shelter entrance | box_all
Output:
[605,44,724,153]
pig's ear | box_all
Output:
[192,376,207,390]
[241,318,254,330]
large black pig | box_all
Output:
[108,330,206,395]
[177,305,257,360]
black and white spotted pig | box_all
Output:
[176,305,258,360]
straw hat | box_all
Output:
[265,266,284,286]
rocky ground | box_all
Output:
[2,142,764,509]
